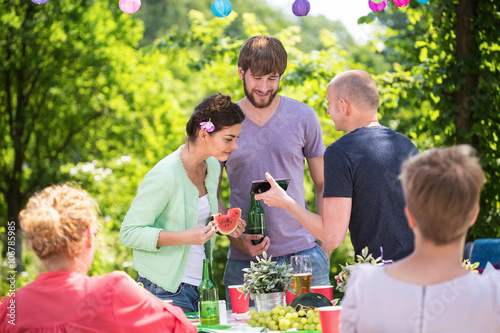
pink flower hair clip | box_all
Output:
[200,119,215,132]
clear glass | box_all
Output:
[290,255,312,296]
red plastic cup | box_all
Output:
[318,306,342,333]
[311,285,334,301]
[286,290,296,305]
[285,281,296,305]
[228,285,249,313]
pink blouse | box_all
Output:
[0,270,197,333]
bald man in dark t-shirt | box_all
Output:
[256,70,418,262]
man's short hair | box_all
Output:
[399,145,485,245]
[238,35,287,76]
[330,70,379,111]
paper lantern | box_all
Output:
[292,0,311,17]
[393,0,410,7]
[370,0,385,3]
[416,0,431,3]
[31,0,49,4]
[211,0,232,18]
[119,0,141,14]
[369,0,387,11]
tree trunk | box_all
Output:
[453,0,479,145]
[5,182,25,272]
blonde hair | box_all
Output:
[400,145,485,245]
[19,184,98,259]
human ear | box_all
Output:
[84,230,93,249]
[198,128,209,142]
[340,99,349,116]
[238,67,245,80]
[469,203,480,227]
[405,206,418,230]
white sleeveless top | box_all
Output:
[181,194,211,286]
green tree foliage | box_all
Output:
[0,1,363,297]
[0,0,140,267]
[8,0,497,304]
[360,0,500,240]
[135,0,212,45]
[136,0,364,55]
[0,0,189,274]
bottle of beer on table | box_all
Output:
[248,193,265,245]
[199,259,219,325]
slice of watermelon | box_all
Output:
[212,208,241,235]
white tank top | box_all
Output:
[181,194,211,286]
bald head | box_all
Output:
[328,70,379,111]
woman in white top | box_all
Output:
[341,145,500,333]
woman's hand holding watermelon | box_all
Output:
[183,221,218,245]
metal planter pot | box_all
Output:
[253,292,286,313]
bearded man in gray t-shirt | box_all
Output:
[218,35,331,309]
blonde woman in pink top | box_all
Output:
[0,184,196,333]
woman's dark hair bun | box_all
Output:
[186,93,245,141]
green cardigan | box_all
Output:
[119,146,220,293]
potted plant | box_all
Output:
[335,247,390,292]
[335,247,481,293]
[239,251,295,312]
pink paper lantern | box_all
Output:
[393,0,410,7]
[292,0,311,17]
[369,0,387,11]
[119,0,141,14]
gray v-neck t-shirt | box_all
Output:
[223,96,325,260]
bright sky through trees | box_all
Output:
[271,0,374,43]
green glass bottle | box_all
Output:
[199,259,219,325]
[248,193,266,245]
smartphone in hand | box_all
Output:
[250,178,290,194]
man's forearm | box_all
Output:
[285,200,327,243]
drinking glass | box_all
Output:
[290,255,312,297]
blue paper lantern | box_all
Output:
[292,0,310,17]
[32,0,49,4]
[416,0,431,3]
[211,0,232,18]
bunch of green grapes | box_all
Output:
[247,305,322,331]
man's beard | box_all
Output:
[243,78,278,109]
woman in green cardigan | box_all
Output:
[120,94,246,312]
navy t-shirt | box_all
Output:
[324,126,418,261]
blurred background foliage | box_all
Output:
[1,0,499,303]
